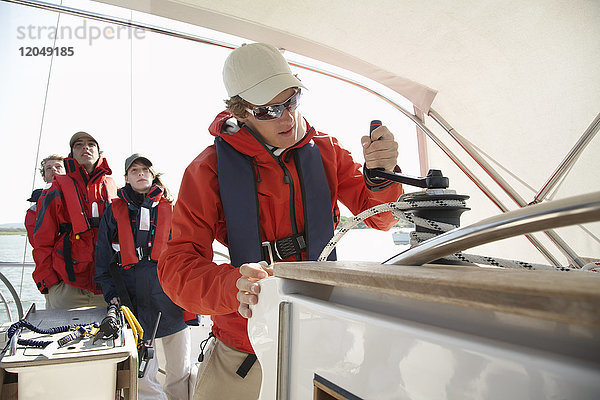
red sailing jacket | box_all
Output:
[157,111,404,354]
[25,206,37,246]
[33,157,117,294]
[25,189,43,245]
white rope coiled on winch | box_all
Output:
[318,196,576,272]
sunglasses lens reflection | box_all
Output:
[252,90,301,121]
[254,105,283,120]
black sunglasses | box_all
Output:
[248,89,301,121]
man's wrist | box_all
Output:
[364,164,401,191]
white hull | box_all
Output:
[249,263,600,399]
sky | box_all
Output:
[0,0,419,225]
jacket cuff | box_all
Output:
[183,310,199,326]
[36,272,60,294]
[102,288,119,305]
[226,267,244,311]
[364,164,401,191]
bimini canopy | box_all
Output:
[97,0,600,265]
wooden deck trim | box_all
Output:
[274,261,600,327]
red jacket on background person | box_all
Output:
[25,208,36,245]
[25,189,43,245]
[33,156,117,294]
[25,156,65,246]
[157,111,404,354]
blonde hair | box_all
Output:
[224,95,252,119]
[39,154,64,179]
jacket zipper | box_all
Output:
[275,155,299,240]
[251,157,261,182]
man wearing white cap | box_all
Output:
[33,131,117,309]
[158,43,403,399]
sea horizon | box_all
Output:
[0,229,407,323]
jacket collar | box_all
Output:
[209,110,317,158]
[117,184,164,208]
[64,156,112,184]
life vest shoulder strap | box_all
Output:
[104,177,118,201]
[113,198,172,267]
[112,199,138,267]
[216,137,262,267]
[151,201,172,260]
[53,174,89,235]
[294,142,337,261]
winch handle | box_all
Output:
[370,119,382,138]
[365,120,385,181]
[367,119,449,189]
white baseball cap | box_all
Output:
[223,43,306,106]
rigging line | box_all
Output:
[6,1,421,160]
[534,112,600,203]
[579,224,600,246]
[427,109,562,267]
[20,1,63,299]
[129,9,133,153]
[456,134,537,194]
[454,133,592,264]
[545,161,576,202]
[543,166,600,247]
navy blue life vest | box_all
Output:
[216,137,337,267]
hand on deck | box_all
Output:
[236,261,273,319]
[361,125,399,172]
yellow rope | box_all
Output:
[120,305,143,347]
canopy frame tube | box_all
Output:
[428,109,591,267]
[533,112,600,204]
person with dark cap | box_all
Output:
[33,131,117,309]
[157,42,403,399]
[25,154,65,245]
[94,153,191,400]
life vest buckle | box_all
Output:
[261,233,307,263]
[261,241,274,265]
[136,246,151,261]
